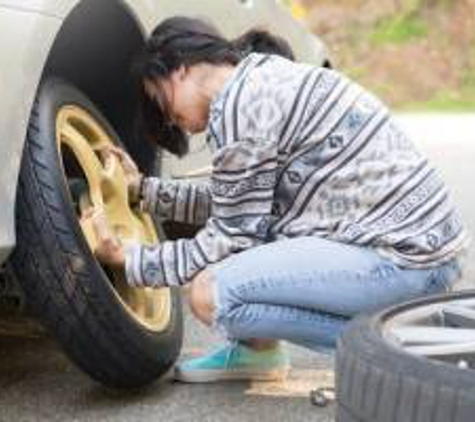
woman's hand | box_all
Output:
[82,207,125,267]
[101,146,143,204]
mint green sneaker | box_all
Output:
[174,342,291,383]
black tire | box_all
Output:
[336,290,475,422]
[10,78,183,389]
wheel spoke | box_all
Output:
[391,326,475,346]
[60,122,104,207]
[406,342,475,357]
[144,289,157,320]
[131,288,147,320]
[442,305,475,328]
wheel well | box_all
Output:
[42,0,158,174]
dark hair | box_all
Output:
[132,16,295,157]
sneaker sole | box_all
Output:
[174,365,291,384]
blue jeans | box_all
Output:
[208,236,462,352]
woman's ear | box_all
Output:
[176,65,188,81]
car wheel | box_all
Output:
[336,290,475,422]
[11,78,183,389]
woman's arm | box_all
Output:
[125,137,279,287]
[141,177,212,227]
[103,145,213,227]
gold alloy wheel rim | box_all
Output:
[56,105,171,332]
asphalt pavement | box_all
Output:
[0,113,473,422]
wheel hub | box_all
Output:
[56,105,171,332]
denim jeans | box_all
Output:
[208,236,462,352]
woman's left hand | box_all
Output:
[81,207,125,267]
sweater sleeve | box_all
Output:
[124,138,279,287]
[140,177,211,226]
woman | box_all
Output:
[89,16,468,384]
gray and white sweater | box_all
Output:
[125,53,469,288]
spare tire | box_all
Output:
[11,78,183,389]
[336,290,475,422]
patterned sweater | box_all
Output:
[125,53,469,288]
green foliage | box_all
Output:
[370,13,428,45]
[306,0,475,111]
[462,72,475,92]
[461,45,475,90]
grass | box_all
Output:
[400,89,475,112]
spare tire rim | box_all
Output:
[56,105,171,332]
[383,295,475,369]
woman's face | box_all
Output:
[144,67,209,135]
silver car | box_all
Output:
[0,0,328,388]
